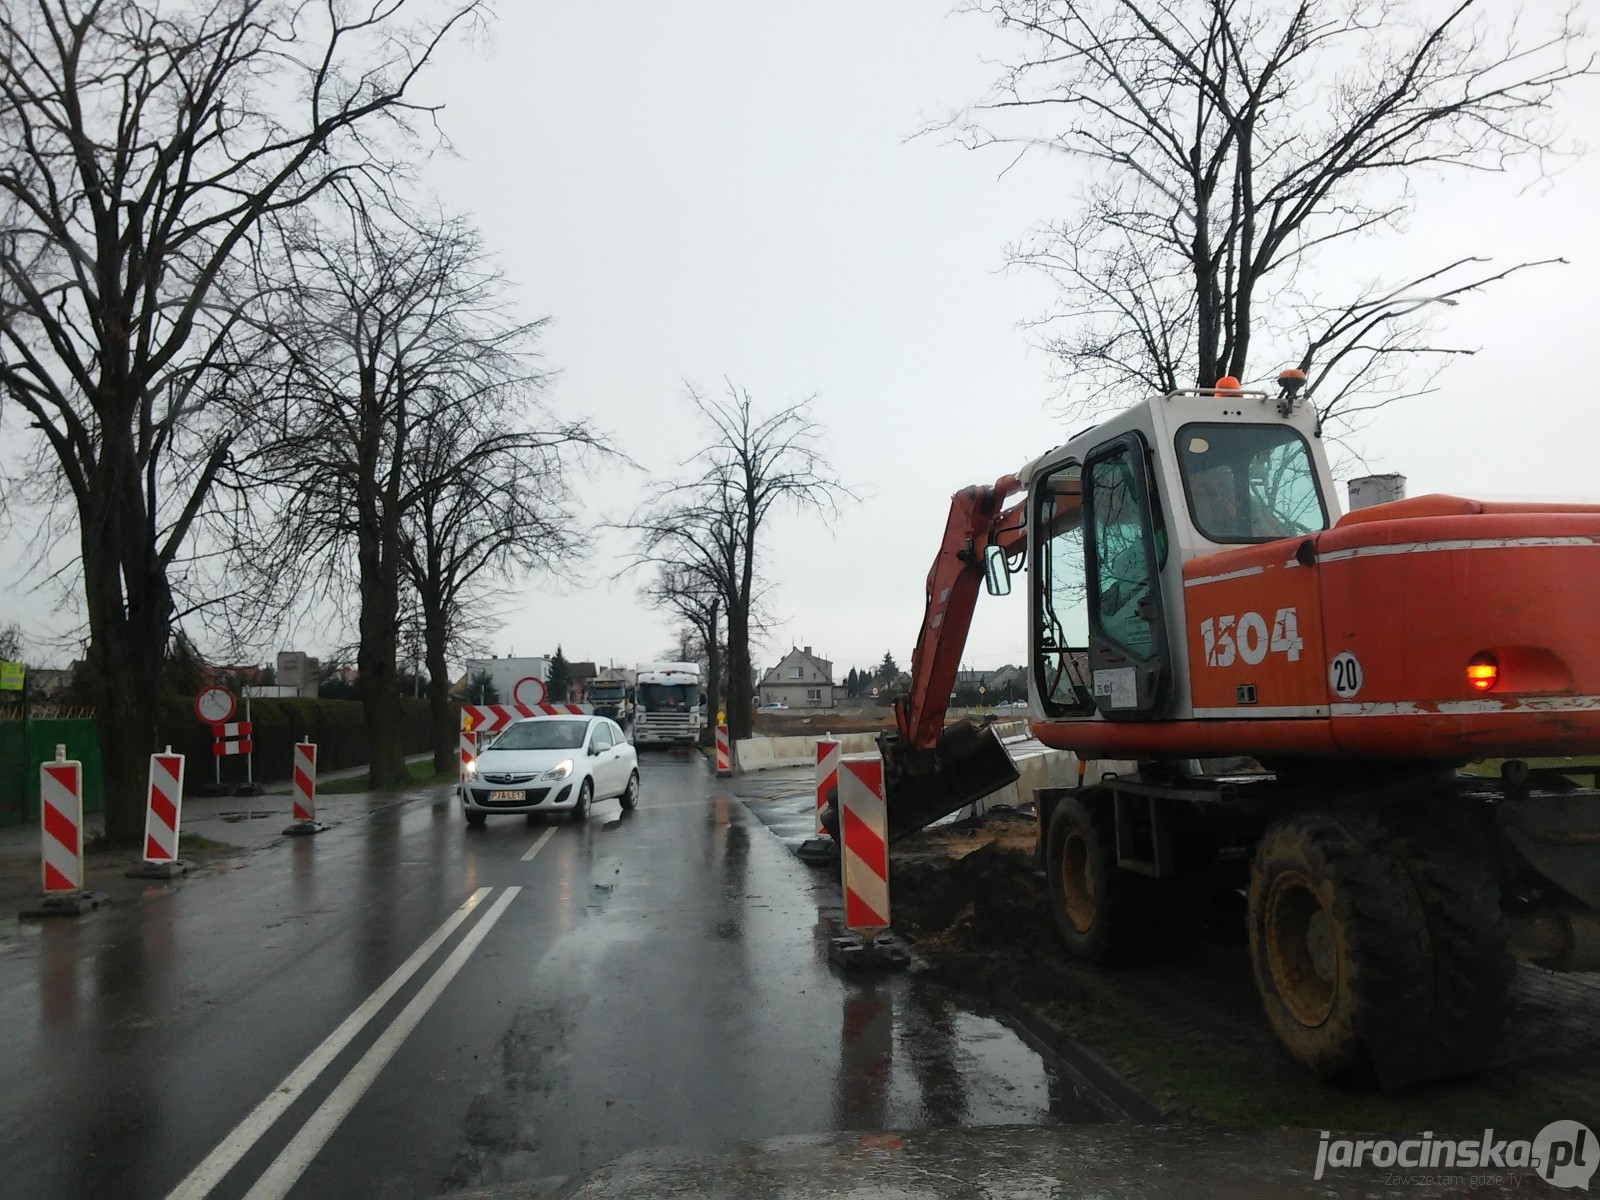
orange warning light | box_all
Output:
[1466,654,1499,692]
[1215,375,1243,392]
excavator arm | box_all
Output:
[871,474,1028,841]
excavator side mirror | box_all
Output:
[983,545,1012,597]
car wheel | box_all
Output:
[620,770,640,812]
[569,778,592,824]
[465,810,486,827]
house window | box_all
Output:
[807,688,821,704]
[788,666,802,679]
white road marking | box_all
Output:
[166,887,494,1200]
[242,887,523,1200]
[521,826,556,860]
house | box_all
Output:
[758,646,836,710]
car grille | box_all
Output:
[474,787,551,807]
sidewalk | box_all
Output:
[0,752,443,919]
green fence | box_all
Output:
[0,719,105,828]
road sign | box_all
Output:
[0,660,23,691]
[512,676,546,707]
[195,685,236,724]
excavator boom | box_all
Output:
[876,474,1027,841]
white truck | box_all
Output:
[632,662,703,747]
[463,656,551,708]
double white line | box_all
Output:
[169,872,535,1199]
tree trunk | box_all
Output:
[422,596,454,775]
[356,522,408,787]
[726,602,752,741]
[702,600,722,746]
[80,435,171,845]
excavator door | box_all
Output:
[1082,434,1173,720]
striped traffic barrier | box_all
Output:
[128,747,189,879]
[40,746,82,894]
[20,746,106,917]
[715,724,732,777]
[827,753,908,971]
[796,734,843,867]
[284,739,327,836]
[815,736,840,836]
[459,711,478,783]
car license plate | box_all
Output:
[488,790,525,802]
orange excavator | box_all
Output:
[871,371,1600,1085]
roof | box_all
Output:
[569,662,598,679]
[761,645,834,684]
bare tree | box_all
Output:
[627,383,850,741]
[643,564,723,737]
[252,200,567,786]
[951,0,1593,422]
[0,0,483,840]
[402,378,604,773]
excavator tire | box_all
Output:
[1367,802,1515,1082]
[1046,794,1169,967]
[1248,812,1432,1084]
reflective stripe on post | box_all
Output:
[715,724,732,777]
[838,754,889,935]
[144,749,185,864]
[815,736,840,837]
[459,711,476,782]
[40,748,83,894]
[292,742,317,823]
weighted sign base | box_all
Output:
[283,819,327,837]
[233,781,265,797]
[796,837,838,867]
[827,929,910,973]
[20,890,109,919]
[126,859,191,879]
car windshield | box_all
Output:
[486,719,589,750]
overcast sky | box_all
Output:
[4,1,1597,680]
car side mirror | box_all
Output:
[983,544,1012,597]
[589,744,602,756]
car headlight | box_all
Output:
[543,759,573,780]
[464,760,478,778]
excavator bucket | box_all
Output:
[878,721,1020,843]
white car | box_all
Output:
[460,715,639,825]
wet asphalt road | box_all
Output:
[0,755,1085,1199]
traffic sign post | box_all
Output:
[195,686,236,795]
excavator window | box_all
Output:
[1088,450,1157,658]
[1176,423,1328,543]
[1032,463,1095,715]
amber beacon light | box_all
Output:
[1466,653,1500,692]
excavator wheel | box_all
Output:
[1046,794,1168,967]
[1366,802,1515,1081]
[1248,812,1431,1083]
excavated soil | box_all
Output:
[891,811,1600,1132]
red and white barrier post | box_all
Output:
[827,752,908,971]
[20,746,106,917]
[284,738,326,836]
[715,724,732,778]
[128,747,189,879]
[796,734,841,866]
[459,711,477,784]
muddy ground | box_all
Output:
[891,810,1600,1133]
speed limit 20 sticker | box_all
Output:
[1328,651,1363,698]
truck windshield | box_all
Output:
[589,683,624,699]
[1176,422,1328,543]
[638,682,694,710]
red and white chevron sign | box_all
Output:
[143,750,185,864]
[292,741,317,823]
[815,737,840,837]
[211,721,251,738]
[838,754,890,934]
[460,702,592,735]
[39,753,83,894]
